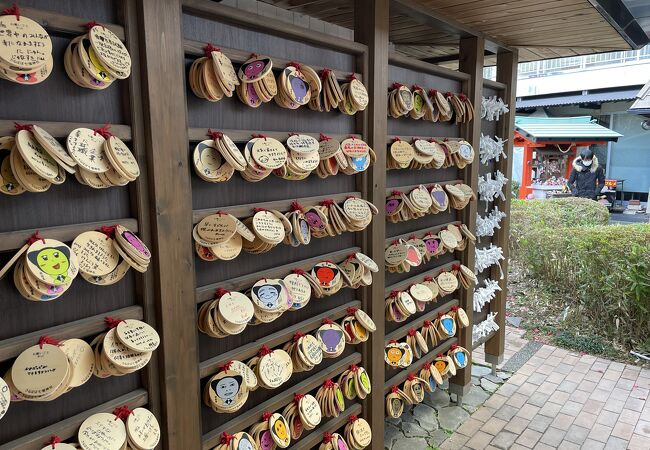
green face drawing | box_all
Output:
[360,371,370,390]
[27,246,70,280]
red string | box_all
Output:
[292,268,305,276]
[423,276,434,282]
[83,21,99,30]
[46,436,62,449]
[391,190,402,196]
[287,61,301,70]
[408,235,417,240]
[407,328,416,337]
[407,373,416,381]
[346,307,359,315]
[220,432,234,445]
[249,53,259,59]
[26,231,46,246]
[391,385,399,394]
[253,207,269,213]
[392,136,401,142]
[348,135,358,140]
[2,3,20,20]
[262,411,273,421]
[38,336,62,349]
[390,82,404,90]
[319,133,331,142]
[391,240,400,246]
[215,288,230,299]
[451,305,459,312]
[287,132,300,137]
[423,362,431,370]
[290,200,304,213]
[14,122,33,132]
[323,432,334,444]
[428,89,438,97]
[258,345,272,357]
[323,378,334,388]
[428,138,437,144]
[207,129,223,140]
[459,93,467,101]
[220,360,233,371]
[445,92,454,98]
[348,414,359,423]
[349,364,359,372]
[388,339,398,344]
[412,84,422,91]
[251,133,267,140]
[293,332,305,342]
[320,68,332,80]
[105,316,125,329]
[347,73,357,81]
[112,405,133,421]
[322,318,334,325]
[93,124,112,139]
[451,263,461,271]
[423,320,432,327]
[294,393,305,404]
[203,43,221,57]
[97,225,117,240]
[450,344,458,350]
[320,199,335,207]
[389,290,399,299]
[437,312,445,319]
[437,353,444,358]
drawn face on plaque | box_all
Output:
[299,219,309,239]
[360,371,370,391]
[350,155,367,172]
[424,237,440,254]
[211,375,242,405]
[287,71,309,103]
[385,198,401,215]
[454,350,467,368]
[121,230,150,258]
[252,283,282,309]
[238,434,256,450]
[336,435,349,450]
[259,431,274,450]
[27,246,71,282]
[315,266,338,287]
[318,327,344,353]
[304,211,324,230]
[434,359,448,374]
[240,57,271,82]
[385,346,403,366]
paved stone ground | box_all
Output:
[386,327,650,450]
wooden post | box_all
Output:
[354,0,388,446]
[485,49,519,364]
[134,1,201,448]
[451,36,485,399]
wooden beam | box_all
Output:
[0,121,132,140]
[388,51,470,81]
[354,0,388,447]
[135,1,201,448]
[449,35,484,399]
[485,48,519,365]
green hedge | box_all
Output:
[515,221,650,350]
[510,198,609,252]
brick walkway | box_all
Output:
[442,341,650,449]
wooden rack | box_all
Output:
[0,0,516,448]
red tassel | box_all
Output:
[320,199,335,207]
[105,316,125,329]
[407,373,416,381]
[407,328,416,337]
[437,353,444,358]
[203,43,221,57]
[451,263,461,271]
[220,432,234,445]
[93,124,112,139]
[2,3,20,20]
[293,332,305,342]
[348,414,359,423]
[38,336,62,349]
[83,21,99,30]
[389,290,399,299]
[423,276,434,282]
[392,136,401,142]
[215,288,230,299]
[323,378,334,388]
[251,133,267,140]
[412,84,422,91]
[391,385,399,394]
[292,268,305,276]
[253,207,269,213]
[293,392,305,404]
[423,362,431,370]
[112,405,133,421]
[319,133,331,142]
[290,201,304,213]
[346,73,357,81]
[26,231,46,246]
[349,364,359,372]
[287,61,301,70]
[97,225,117,240]
[450,344,458,350]
[388,339,398,344]
[322,318,334,325]
[423,320,432,327]
[220,360,233,371]
[258,345,272,357]
[390,82,404,90]
[46,436,62,449]
[322,432,334,444]
[14,122,33,132]
[346,307,359,316]
[445,92,454,98]
[207,129,224,140]
[391,190,402,196]
[262,411,273,421]
[319,68,332,80]
[451,305,459,312]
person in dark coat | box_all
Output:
[568,148,605,199]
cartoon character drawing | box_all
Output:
[27,246,71,283]
[431,191,447,206]
[385,199,401,214]
[259,431,274,450]
[354,322,367,339]
[237,434,256,450]
[434,359,447,374]
[16,72,37,83]
[246,82,260,106]
[121,230,151,258]
[413,94,423,112]
[299,219,309,239]
[319,328,343,353]
[336,435,349,450]
[425,238,439,254]
[385,347,402,366]
[252,283,282,309]
[242,58,270,81]
[210,375,242,405]
[272,417,288,443]
[287,72,309,103]
[315,266,338,287]
[304,211,324,230]
[440,317,454,335]
[350,156,367,172]
[360,371,370,391]
[454,350,467,367]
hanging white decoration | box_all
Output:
[475,244,505,278]
[481,96,510,121]
[473,278,502,312]
[479,133,508,165]
[476,206,507,239]
[472,312,500,344]
[478,170,508,211]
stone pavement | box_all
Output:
[385,327,650,449]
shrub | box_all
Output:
[516,223,650,349]
[510,198,609,252]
